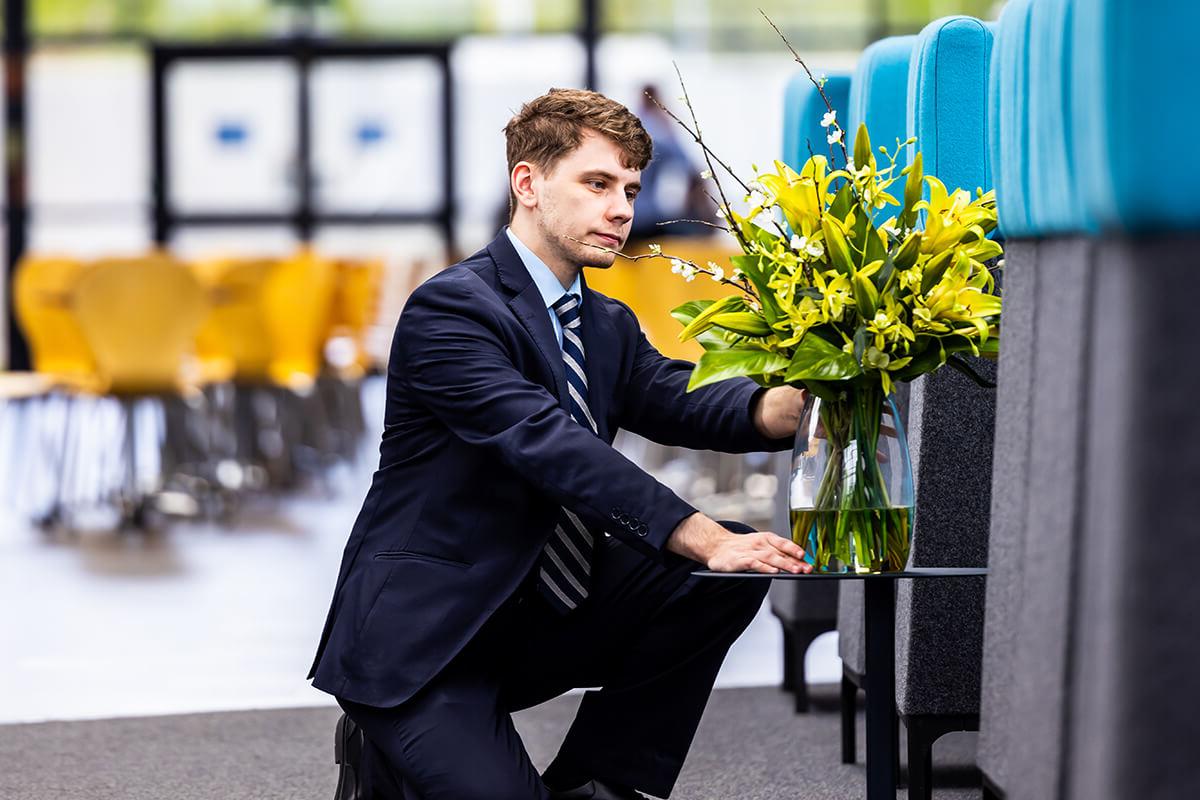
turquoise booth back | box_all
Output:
[782,72,851,171]
[1073,0,1200,232]
[848,35,916,224]
[990,0,1035,237]
[907,16,996,203]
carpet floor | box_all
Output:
[0,685,982,799]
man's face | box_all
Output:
[524,130,641,270]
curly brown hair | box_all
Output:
[503,88,653,220]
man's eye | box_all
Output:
[626,192,638,202]
[589,180,605,190]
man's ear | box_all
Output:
[511,161,538,211]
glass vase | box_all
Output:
[787,384,914,573]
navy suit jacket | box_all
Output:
[309,230,792,707]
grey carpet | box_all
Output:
[0,685,981,799]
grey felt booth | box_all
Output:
[975,239,1038,794]
[978,237,1094,800]
[1064,236,1200,800]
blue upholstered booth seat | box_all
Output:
[848,35,916,225]
[782,72,850,172]
[1073,0,1200,232]
[990,0,1035,237]
[907,16,996,200]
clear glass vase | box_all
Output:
[788,385,914,573]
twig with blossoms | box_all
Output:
[565,236,757,301]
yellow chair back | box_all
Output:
[191,257,275,383]
[585,236,742,361]
[326,256,384,375]
[263,248,336,390]
[12,255,97,385]
[71,254,208,395]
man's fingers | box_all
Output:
[748,559,780,574]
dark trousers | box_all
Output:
[336,522,768,800]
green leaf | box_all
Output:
[678,294,741,342]
[853,269,880,319]
[828,183,854,221]
[852,325,869,365]
[729,254,780,325]
[919,249,954,295]
[821,217,855,274]
[710,312,771,337]
[687,348,791,392]
[784,333,862,382]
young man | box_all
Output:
[309,88,811,800]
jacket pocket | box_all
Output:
[372,550,472,569]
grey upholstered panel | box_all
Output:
[836,582,865,676]
[769,451,839,626]
[895,351,996,717]
[1066,237,1200,800]
[976,239,1038,788]
[999,236,1093,799]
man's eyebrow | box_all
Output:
[582,170,641,191]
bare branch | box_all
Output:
[655,218,731,232]
[566,236,759,300]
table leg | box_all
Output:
[864,579,897,800]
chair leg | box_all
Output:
[905,716,933,800]
[840,671,857,764]
[780,625,796,694]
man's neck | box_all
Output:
[508,217,579,291]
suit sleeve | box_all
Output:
[395,275,697,562]
[614,305,794,454]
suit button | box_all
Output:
[638,523,649,534]
[610,507,620,520]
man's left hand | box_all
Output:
[753,385,808,440]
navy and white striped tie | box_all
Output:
[536,292,599,614]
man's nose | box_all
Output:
[608,194,633,224]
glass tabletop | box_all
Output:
[691,567,988,579]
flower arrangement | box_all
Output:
[595,15,1004,571]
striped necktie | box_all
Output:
[535,292,598,614]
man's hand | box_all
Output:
[753,385,809,440]
[666,512,812,574]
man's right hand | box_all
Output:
[666,512,812,574]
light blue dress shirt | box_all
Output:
[505,227,582,348]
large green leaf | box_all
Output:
[687,348,791,391]
[729,254,781,325]
[784,333,862,382]
[670,299,715,328]
[828,183,854,222]
[919,249,954,295]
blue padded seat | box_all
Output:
[907,16,996,199]
[848,35,917,225]
[1073,0,1200,232]
[989,0,1035,237]
[781,72,851,172]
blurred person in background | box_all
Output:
[627,84,715,241]
[309,87,809,800]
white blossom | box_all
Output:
[820,110,837,129]
[709,265,725,282]
[699,169,713,180]
[827,128,843,145]
[731,267,745,281]
[806,240,825,258]
[790,234,803,251]
[747,190,768,208]
[669,258,685,274]
[648,243,662,255]
[681,265,698,282]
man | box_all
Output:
[309,88,811,800]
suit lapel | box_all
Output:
[579,272,615,442]
[488,233,569,413]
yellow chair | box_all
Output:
[69,253,210,528]
[586,235,742,362]
[72,254,209,396]
[326,256,384,377]
[264,248,336,392]
[12,255,99,391]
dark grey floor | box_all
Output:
[0,685,981,800]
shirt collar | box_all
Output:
[505,226,582,309]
